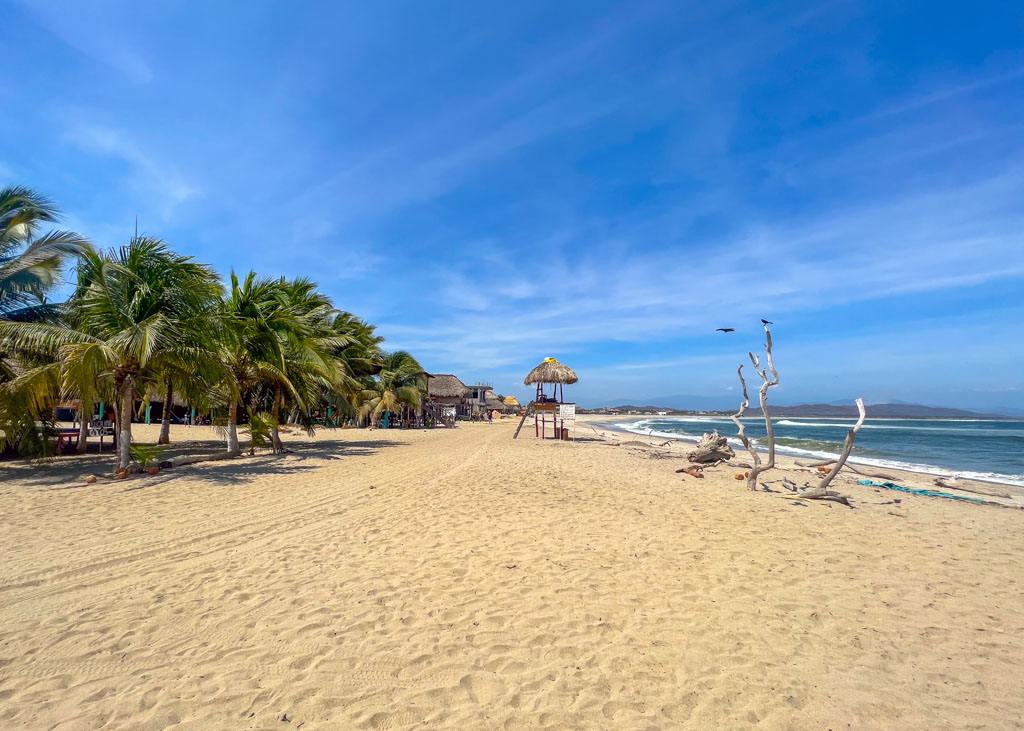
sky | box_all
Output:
[2,0,1023,411]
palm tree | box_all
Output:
[213,271,298,454]
[0,238,221,469]
[355,350,425,427]
[267,277,348,451]
[0,186,89,318]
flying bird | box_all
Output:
[761,319,774,325]
[715,328,735,333]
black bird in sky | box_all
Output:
[716,328,735,333]
[761,319,774,325]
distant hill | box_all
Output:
[744,403,1010,419]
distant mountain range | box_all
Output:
[593,400,1014,419]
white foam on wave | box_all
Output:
[775,420,1024,436]
[611,419,1024,487]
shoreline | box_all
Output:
[580,415,1024,500]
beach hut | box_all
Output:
[425,373,470,426]
[484,391,506,415]
[502,395,521,412]
[523,357,578,438]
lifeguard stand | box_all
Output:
[522,357,578,439]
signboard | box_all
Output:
[558,403,576,422]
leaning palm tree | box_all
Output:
[212,271,298,454]
[0,186,90,318]
[355,350,425,427]
[0,238,221,469]
[267,277,349,451]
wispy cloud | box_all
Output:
[61,122,198,221]
[381,154,1024,370]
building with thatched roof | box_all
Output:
[426,374,470,402]
[484,392,507,413]
[424,373,472,425]
[502,395,521,410]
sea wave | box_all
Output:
[610,420,1024,486]
[775,420,1024,436]
[773,437,847,452]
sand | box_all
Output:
[1,418,1023,729]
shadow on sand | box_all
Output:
[4,438,407,490]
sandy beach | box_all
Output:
[2,419,1023,730]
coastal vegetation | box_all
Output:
[0,186,423,468]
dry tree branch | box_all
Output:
[730,364,761,480]
[745,325,780,490]
[795,457,895,480]
[816,397,865,491]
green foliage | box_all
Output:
[1,186,90,317]
[243,409,278,455]
[355,350,425,425]
[129,444,167,469]
[0,186,431,464]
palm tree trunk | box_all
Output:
[117,377,135,470]
[76,400,92,454]
[226,396,240,454]
[158,377,173,445]
[270,383,284,453]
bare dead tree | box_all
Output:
[743,324,780,490]
[817,397,864,490]
[730,364,760,488]
[795,398,865,504]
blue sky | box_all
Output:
[3,1,1023,410]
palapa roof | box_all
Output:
[523,358,578,385]
[502,395,521,407]
[484,392,505,408]
[144,384,188,407]
[426,373,470,398]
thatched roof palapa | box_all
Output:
[523,358,578,385]
[426,373,470,398]
[502,396,521,407]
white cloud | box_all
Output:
[62,122,198,221]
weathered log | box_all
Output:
[168,450,242,468]
[794,487,852,506]
[816,398,866,491]
[934,477,1012,499]
[687,429,735,464]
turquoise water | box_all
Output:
[614,417,1024,486]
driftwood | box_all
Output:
[167,450,242,468]
[795,458,895,481]
[731,324,779,491]
[730,365,759,487]
[934,476,1013,499]
[687,429,735,464]
[793,488,852,506]
[675,466,705,478]
[746,326,780,490]
[815,398,865,491]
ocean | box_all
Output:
[612,416,1024,486]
